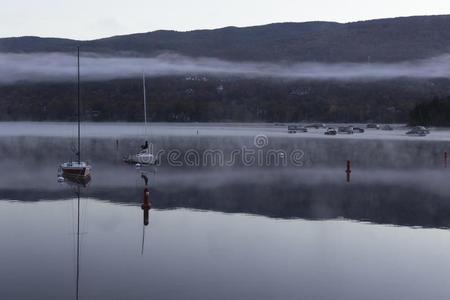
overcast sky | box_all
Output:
[1,0,449,40]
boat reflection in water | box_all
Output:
[60,174,92,188]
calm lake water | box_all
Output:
[2,122,450,300]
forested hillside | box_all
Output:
[1,77,449,122]
[1,15,450,62]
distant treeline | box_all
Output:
[1,76,449,123]
[409,96,450,126]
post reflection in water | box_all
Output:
[140,171,152,255]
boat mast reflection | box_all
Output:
[76,186,81,300]
[58,175,89,300]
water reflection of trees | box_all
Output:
[3,182,450,230]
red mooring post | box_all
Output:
[142,187,151,226]
[346,160,351,182]
[116,139,119,152]
[445,152,448,168]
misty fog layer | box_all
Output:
[2,134,450,229]
[2,127,450,228]
[2,52,450,83]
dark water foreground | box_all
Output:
[2,132,450,300]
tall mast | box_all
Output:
[77,47,81,164]
[143,73,147,138]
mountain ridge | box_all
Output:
[1,15,450,62]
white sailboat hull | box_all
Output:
[60,162,91,177]
[124,150,155,165]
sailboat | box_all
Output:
[60,47,92,177]
[123,74,155,165]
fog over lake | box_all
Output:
[2,52,450,84]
